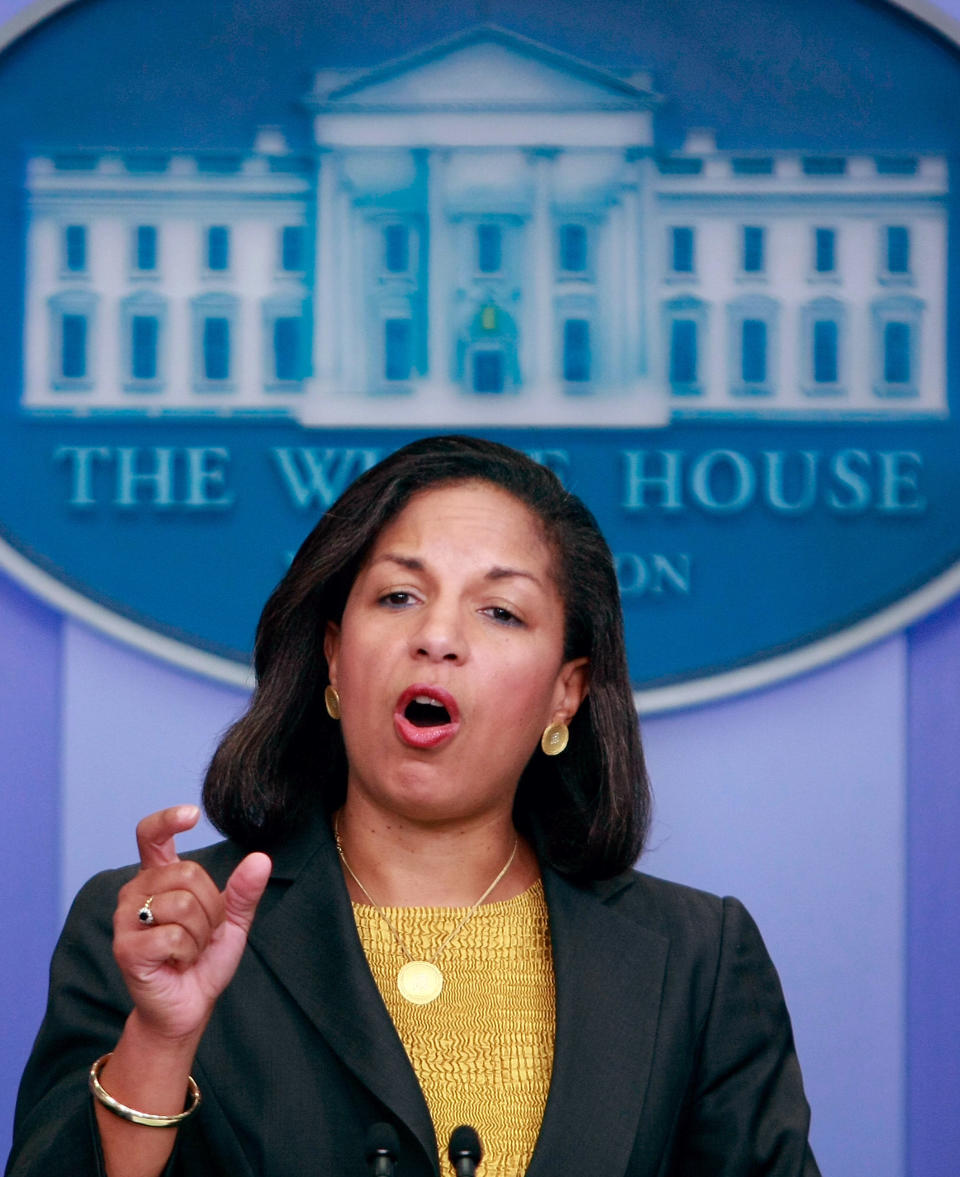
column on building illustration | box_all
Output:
[620,148,646,385]
[335,180,358,391]
[528,148,558,405]
[426,148,451,396]
[313,148,340,395]
[611,197,634,386]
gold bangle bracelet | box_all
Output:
[88,1053,201,1128]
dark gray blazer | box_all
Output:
[7,815,820,1177]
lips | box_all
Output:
[394,684,461,749]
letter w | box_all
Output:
[271,448,380,509]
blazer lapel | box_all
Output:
[247,818,439,1172]
[527,868,668,1177]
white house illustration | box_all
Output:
[21,25,949,426]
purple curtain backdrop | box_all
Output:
[906,594,960,1176]
[0,572,60,1151]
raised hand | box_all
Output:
[112,805,272,1041]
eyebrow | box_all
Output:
[486,565,543,588]
[372,553,544,589]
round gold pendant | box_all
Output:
[397,960,443,1005]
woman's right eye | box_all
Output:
[379,590,416,608]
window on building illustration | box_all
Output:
[61,314,87,379]
[872,295,921,398]
[814,228,835,274]
[273,317,302,382]
[732,157,774,176]
[203,316,230,380]
[742,226,765,274]
[197,154,243,174]
[473,349,505,394]
[885,226,910,275]
[802,157,846,176]
[206,226,230,272]
[124,154,170,174]
[477,224,502,274]
[563,319,591,383]
[64,225,87,273]
[876,157,917,176]
[812,319,839,385]
[657,157,702,176]
[54,153,98,172]
[131,315,159,381]
[670,319,698,387]
[559,224,588,274]
[883,321,911,385]
[801,299,844,396]
[280,226,304,273]
[670,227,695,274]
[135,226,157,272]
[384,225,409,274]
[741,319,767,384]
[384,319,412,381]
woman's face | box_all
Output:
[325,480,588,827]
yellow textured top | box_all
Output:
[351,881,555,1177]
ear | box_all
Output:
[551,656,589,725]
[323,621,341,687]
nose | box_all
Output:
[410,601,466,664]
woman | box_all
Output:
[6,435,819,1177]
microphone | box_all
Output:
[364,1122,400,1177]
[447,1125,483,1177]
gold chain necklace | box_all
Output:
[334,816,519,1005]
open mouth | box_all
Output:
[405,695,452,727]
[394,685,460,748]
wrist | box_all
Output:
[103,1010,204,1103]
[124,1005,208,1055]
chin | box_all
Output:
[387,779,501,828]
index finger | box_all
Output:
[136,805,201,870]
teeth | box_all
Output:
[414,695,444,706]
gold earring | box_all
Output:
[324,686,341,720]
[541,721,569,756]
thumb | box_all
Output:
[222,852,272,936]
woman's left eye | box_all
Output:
[482,605,523,626]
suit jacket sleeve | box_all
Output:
[666,896,820,1177]
[4,867,230,1177]
[5,846,425,1177]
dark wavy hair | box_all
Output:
[203,434,649,880]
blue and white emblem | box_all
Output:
[1,3,958,707]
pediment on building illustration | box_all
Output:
[307,25,658,111]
